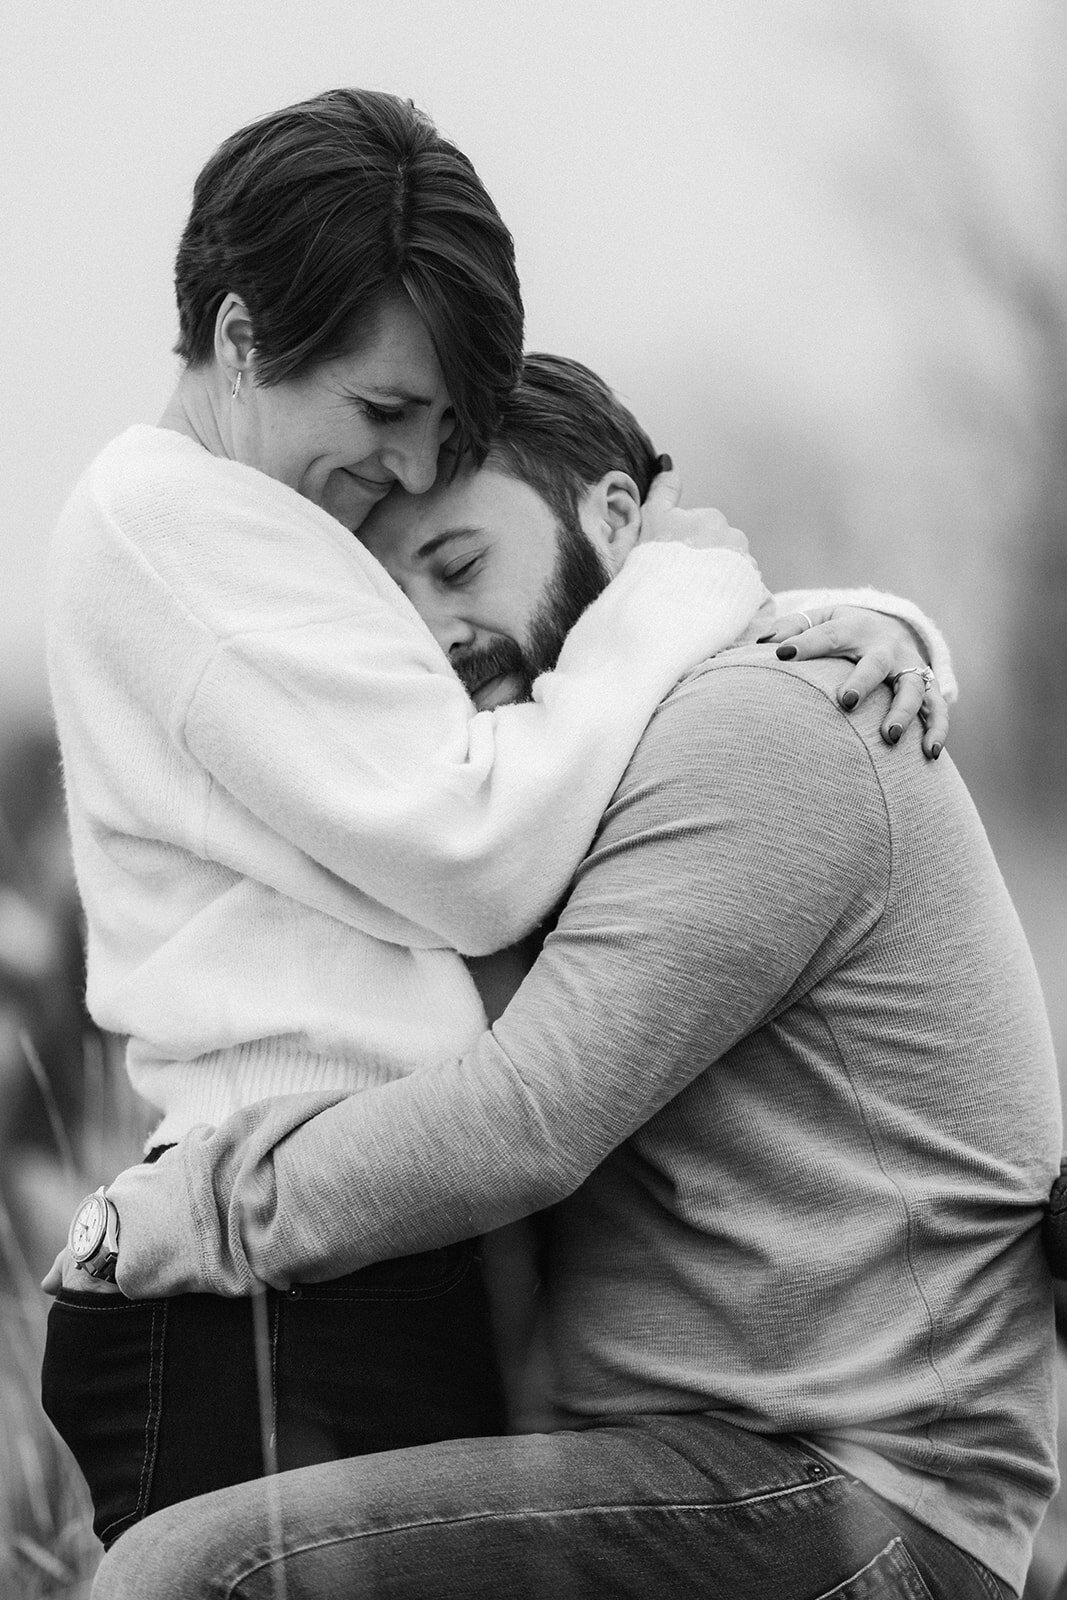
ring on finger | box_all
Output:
[891,664,936,694]
[796,611,814,632]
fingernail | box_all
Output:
[776,644,797,660]
[931,743,942,760]
[656,453,673,473]
[840,690,859,710]
[888,724,902,744]
[756,633,775,643]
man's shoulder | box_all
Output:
[659,643,858,731]
[624,643,880,795]
[599,641,895,906]
[689,640,849,684]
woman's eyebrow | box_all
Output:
[360,383,434,408]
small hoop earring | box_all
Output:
[231,371,243,400]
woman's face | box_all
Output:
[233,296,456,531]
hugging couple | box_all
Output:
[41,88,1059,1600]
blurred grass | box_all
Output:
[0,1027,150,1599]
[0,1262,97,1599]
[0,721,152,1595]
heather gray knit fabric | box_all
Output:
[113,646,1061,1591]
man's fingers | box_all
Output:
[42,1249,66,1295]
[44,1244,123,1296]
[42,1244,120,1296]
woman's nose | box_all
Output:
[385,421,446,496]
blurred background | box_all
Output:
[1,1,1064,1592]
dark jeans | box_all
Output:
[90,1414,1017,1600]
[41,1236,506,1548]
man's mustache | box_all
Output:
[450,636,529,699]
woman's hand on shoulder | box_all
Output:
[759,604,948,760]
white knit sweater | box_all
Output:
[47,428,952,1146]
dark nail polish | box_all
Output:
[756,633,775,644]
[776,644,797,660]
[931,743,942,760]
[656,453,674,473]
[888,724,902,744]
[840,690,859,710]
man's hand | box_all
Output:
[42,1245,122,1297]
[759,604,949,758]
[641,460,750,557]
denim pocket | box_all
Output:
[275,1239,507,1467]
[287,1238,477,1301]
[816,1537,936,1600]
[41,1292,167,1546]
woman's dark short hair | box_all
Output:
[488,354,659,523]
[174,87,524,458]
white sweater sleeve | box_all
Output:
[772,586,957,702]
[185,541,766,956]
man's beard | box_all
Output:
[452,515,611,705]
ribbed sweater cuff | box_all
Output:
[775,586,957,702]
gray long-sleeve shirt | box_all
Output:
[112,648,1061,1591]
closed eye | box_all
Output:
[355,398,407,425]
[441,555,482,586]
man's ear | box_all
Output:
[580,471,642,573]
[214,294,256,379]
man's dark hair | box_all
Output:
[173,87,524,459]
[488,353,659,523]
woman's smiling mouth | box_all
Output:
[343,468,394,494]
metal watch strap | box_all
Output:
[74,1186,121,1281]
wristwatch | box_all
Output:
[68,1186,121,1282]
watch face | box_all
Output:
[70,1195,106,1260]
